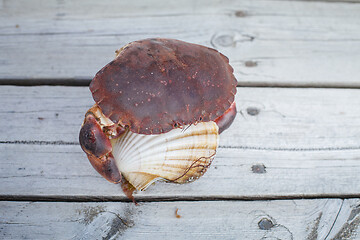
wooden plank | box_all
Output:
[1,143,360,199]
[1,86,360,150]
[2,199,359,239]
[1,86,360,199]
[1,0,360,86]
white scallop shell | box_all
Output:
[110,121,219,191]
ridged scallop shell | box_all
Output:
[110,121,219,191]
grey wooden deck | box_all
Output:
[1,0,360,239]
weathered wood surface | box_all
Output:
[2,86,360,149]
[2,143,360,200]
[1,199,360,240]
[1,86,360,199]
[1,1,360,239]
[1,0,360,86]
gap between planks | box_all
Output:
[2,79,360,89]
[2,194,360,203]
[2,140,360,152]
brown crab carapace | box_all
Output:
[79,38,237,200]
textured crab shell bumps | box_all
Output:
[90,38,237,134]
[86,38,237,191]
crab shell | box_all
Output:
[90,38,237,134]
[79,38,237,196]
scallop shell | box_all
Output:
[110,121,219,191]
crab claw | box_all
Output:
[214,101,237,134]
[79,113,121,183]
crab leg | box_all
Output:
[214,101,237,134]
[79,113,122,183]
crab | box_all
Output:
[79,38,237,200]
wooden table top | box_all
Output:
[1,0,360,239]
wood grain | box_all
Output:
[1,0,360,86]
[1,86,360,150]
[1,143,360,199]
[2,199,359,240]
[1,1,360,239]
[1,86,360,199]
